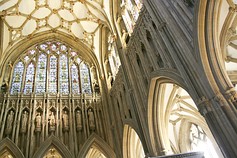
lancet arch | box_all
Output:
[147,75,223,157]
[32,135,72,158]
[78,133,116,158]
[0,138,24,158]
[123,124,145,158]
[0,31,101,82]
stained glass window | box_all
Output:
[9,41,95,95]
[49,55,57,93]
[24,63,35,94]
[80,63,92,94]
[71,64,80,94]
[10,61,24,94]
[59,54,69,94]
[36,54,47,94]
[121,0,143,34]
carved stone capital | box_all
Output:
[197,96,212,116]
[225,88,237,102]
[213,93,228,106]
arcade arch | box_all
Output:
[148,81,223,157]
[123,124,145,158]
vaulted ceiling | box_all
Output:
[0,0,113,63]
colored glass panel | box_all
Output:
[80,63,91,94]
[10,61,24,94]
[49,55,57,93]
[71,64,80,94]
[24,63,35,94]
[59,54,69,94]
[36,54,47,94]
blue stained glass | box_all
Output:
[80,63,92,94]
[24,63,35,94]
[59,54,69,94]
[36,54,47,94]
[71,64,80,94]
[10,61,24,94]
[49,55,57,93]
[40,44,48,50]
[10,41,95,95]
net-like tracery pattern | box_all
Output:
[10,41,92,95]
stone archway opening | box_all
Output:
[123,124,145,158]
[148,82,223,157]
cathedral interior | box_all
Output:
[0,0,237,158]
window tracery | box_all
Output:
[190,124,218,158]
[121,0,143,35]
[9,41,93,95]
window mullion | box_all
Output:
[20,62,27,94]
[46,52,50,93]
[57,55,60,94]
[33,54,39,94]
[67,54,70,94]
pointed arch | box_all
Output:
[32,135,73,158]
[0,138,24,158]
[1,31,102,80]
[78,133,116,158]
[123,124,145,158]
[147,70,222,157]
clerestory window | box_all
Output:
[10,41,92,95]
[121,0,143,35]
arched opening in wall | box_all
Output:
[6,40,96,95]
[0,36,105,158]
[85,147,107,158]
[123,124,145,158]
[43,147,62,158]
[148,82,223,157]
[0,138,25,158]
[78,134,116,158]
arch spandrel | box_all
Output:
[78,133,116,158]
[147,76,223,157]
[0,138,24,158]
[123,124,145,158]
[32,135,73,158]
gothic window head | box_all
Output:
[9,41,93,95]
